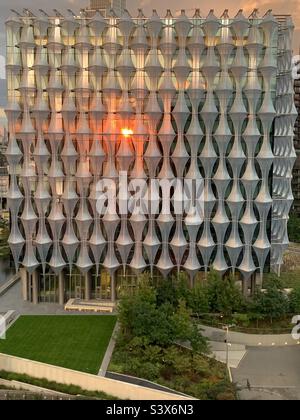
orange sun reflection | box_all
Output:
[121,128,133,138]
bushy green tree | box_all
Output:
[187,283,210,314]
[156,278,179,308]
[206,271,244,316]
[172,300,207,352]
[263,273,284,290]
[118,275,208,352]
[251,284,289,323]
[175,273,193,302]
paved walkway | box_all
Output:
[200,324,298,347]
[232,346,300,400]
[0,282,66,315]
[210,342,247,369]
[0,281,113,316]
[98,322,119,377]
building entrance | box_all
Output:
[92,270,111,300]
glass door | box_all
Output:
[94,271,111,300]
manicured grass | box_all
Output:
[0,315,117,374]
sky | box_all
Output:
[0,0,299,107]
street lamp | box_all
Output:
[222,324,235,369]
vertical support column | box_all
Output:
[20,267,28,301]
[31,270,38,305]
[111,273,116,303]
[242,278,249,297]
[85,271,91,301]
[58,272,65,306]
[250,274,257,296]
[253,272,262,293]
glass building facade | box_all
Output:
[5,9,296,305]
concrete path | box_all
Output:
[0,282,66,315]
[232,346,300,400]
[210,342,247,369]
[200,324,298,347]
[178,340,247,369]
[0,281,113,316]
[98,322,119,377]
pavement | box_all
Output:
[210,342,247,368]
[232,346,300,400]
[98,322,119,377]
[200,324,298,347]
[0,280,113,316]
[0,281,67,315]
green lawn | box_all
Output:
[0,315,117,374]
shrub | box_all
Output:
[232,313,250,327]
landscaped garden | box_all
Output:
[109,275,237,400]
[0,315,117,374]
[0,273,298,400]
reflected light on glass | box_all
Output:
[121,128,133,138]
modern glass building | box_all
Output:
[86,0,126,17]
[5,9,296,305]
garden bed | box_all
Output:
[109,339,236,400]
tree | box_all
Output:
[187,283,210,314]
[263,273,284,290]
[118,276,207,352]
[173,300,207,352]
[251,285,289,323]
[118,279,157,336]
[156,278,179,308]
[206,271,244,316]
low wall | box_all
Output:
[0,378,69,396]
[0,274,20,297]
[201,325,297,347]
[0,353,195,400]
